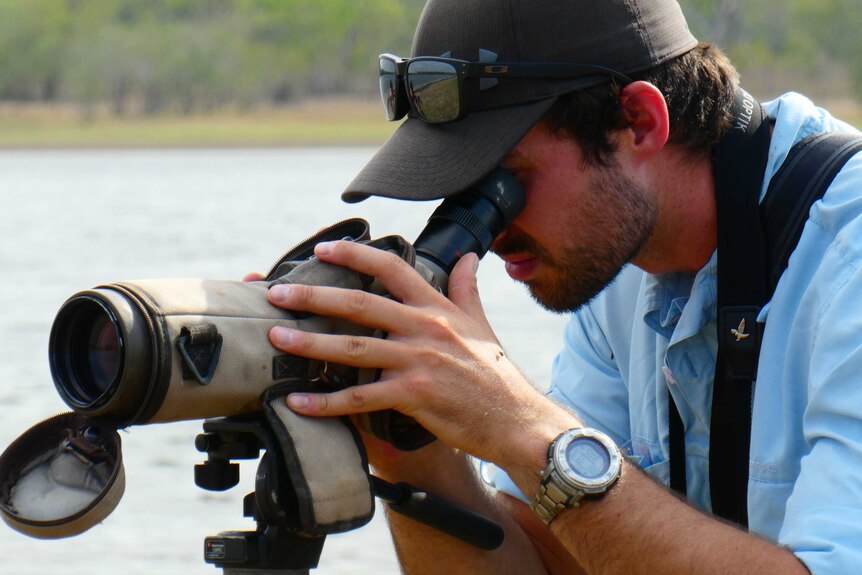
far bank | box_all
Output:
[0,99,398,149]
[0,97,859,150]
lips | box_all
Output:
[500,254,539,281]
[493,229,541,281]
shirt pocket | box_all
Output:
[630,435,670,485]
[641,458,670,485]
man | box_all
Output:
[265,0,862,572]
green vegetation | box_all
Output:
[685,0,862,100]
[0,0,858,147]
[0,0,424,116]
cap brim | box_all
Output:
[342,98,556,203]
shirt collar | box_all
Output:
[642,251,718,341]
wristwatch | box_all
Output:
[531,427,623,525]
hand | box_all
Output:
[265,240,576,469]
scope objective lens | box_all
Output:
[50,296,125,409]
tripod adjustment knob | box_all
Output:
[195,459,240,491]
[195,433,222,453]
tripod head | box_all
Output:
[194,415,504,574]
[196,415,325,574]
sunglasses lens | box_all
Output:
[406,60,460,123]
[379,57,408,121]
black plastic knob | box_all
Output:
[195,459,240,491]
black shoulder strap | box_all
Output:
[762,132,862,290]
[668,88,770,502]
[667,87,862,528]
[709,90,772,528]
[709,129,860,528]
[669,87,772,511]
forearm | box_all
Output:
[372,442,549,575]
[509,456,810,574]
[263,242,811,572]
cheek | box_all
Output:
[521,176,575,226]
[508,193,542,233]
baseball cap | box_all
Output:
[342,0,698,203]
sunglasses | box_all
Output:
[379,53,633,124]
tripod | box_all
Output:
[195,415,324,574]
[194,415,503,574]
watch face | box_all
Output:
[566,436,611,479]
[554,429,621,493]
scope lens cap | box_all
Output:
[0,412,125,539]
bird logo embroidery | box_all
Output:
[731,318,750,342]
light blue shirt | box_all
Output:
[488,93,862,573]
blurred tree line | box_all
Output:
[0,0,858,117]
[0,0,425,116]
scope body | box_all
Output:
[49,168,525,431]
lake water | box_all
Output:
[0,148,569,574]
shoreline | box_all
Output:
[0,99,398,149]
[1,97,859,149]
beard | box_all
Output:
[494,162,658,313]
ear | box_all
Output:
[618,81,670,159]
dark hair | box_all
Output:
[543,43,740,166]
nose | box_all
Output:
[490,228,510,254]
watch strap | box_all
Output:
[531,427,621,526]
[531,467,585,525]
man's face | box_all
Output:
[492,121,658,312]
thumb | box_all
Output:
[447,252,485,316]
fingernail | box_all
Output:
[287,394,310,410]
[470,252,480,273]
[315,242,333,256]
[272,326,295,346]
[269,284,291,303]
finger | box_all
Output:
[243,272,266,282]
[269,325,411,370]
[313,241,440,304]
[446,252,487,318]
[268,281,427,335]
[285,379,402,417]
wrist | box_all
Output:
[529,427,623,526]
[501,403,583,502]
[368,440,464,488]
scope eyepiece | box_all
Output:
[413,167,524,287]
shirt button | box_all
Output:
[662,365,677,385]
